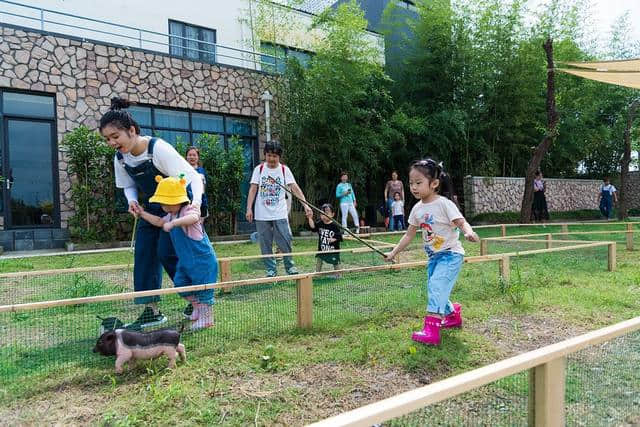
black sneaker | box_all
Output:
[183,303,194,319]
[125,307,167,331]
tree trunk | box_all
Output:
[519,38,559,223]
[618,99,640,220]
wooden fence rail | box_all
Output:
[308,315,640,427]
[0,240,617,331]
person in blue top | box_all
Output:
[185,146,209,220]
[100,97,204,330]
[335,172,360,234]
[598,177,618,220]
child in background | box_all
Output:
[135,175,217,331]
[307,203,343,278]
[391,192,405,231]
[385,159,479,346]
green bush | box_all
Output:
[177,134,244,235]
[62,126,118,242]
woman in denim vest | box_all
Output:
[100,97,204,330]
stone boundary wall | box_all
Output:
[463,176,619,217]
[0,24,279,230]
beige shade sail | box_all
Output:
[558,58,640,89]
[563,59,640,72]
[558,68,640,89]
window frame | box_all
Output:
[0,89,60,229]
[168,19,217,64]
[126,103,259,164]
[260,41,313,73]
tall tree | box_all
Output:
[619,99,640,219]
[520,38,559,223]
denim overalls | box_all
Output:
[599,185,613,219]
[117,138,178,304]
[168,209,217,305]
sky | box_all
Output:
[590,0,640,41]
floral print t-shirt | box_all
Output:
[408,196,465,257]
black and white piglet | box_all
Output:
[93,328,186,374]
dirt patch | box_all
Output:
[227,362,423,426]
[467,312,587,357]
[0,388,110,425]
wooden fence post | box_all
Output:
[626,223,633,251]
[561,224,568,234]
[545,233,552,249]
[499,256,510,282]
[501,224,506,237]
[528,358,566,427]
[480,239,488,256]
[220,259,232,292]
[608,243,617,272]
[297,275,313,329]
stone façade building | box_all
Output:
[0,24,278,250]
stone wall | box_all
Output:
[0,24,278,230]
[623,171,640,212]
[463,176,609,217]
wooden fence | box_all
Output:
[308,315,640,427]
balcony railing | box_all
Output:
[0,0,276,71]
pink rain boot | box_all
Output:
[190,304,214,331]
[411,315,441,346]
[442,303,462,329]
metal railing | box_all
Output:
[0,0,277,71]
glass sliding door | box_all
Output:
[3,118,58,227]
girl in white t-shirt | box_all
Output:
[385,159,479,346]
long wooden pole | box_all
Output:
[266,176,388,258]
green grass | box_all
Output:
[0,225,640,424]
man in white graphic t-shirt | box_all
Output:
[246,141,313,277]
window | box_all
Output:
[169,20,216,63]
[260,42,312,73]
[397,0,418,12]
[120,105,259,215]
[125,104,257,158]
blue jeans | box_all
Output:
[386,198,394,217]
[599,198,613,219]
[133,217,177,305]
[391,215,405,231]
[426,251,464,315]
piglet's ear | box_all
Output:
[155,175,163,183]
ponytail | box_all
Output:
[410,158,456,201]
[99,97,140,134]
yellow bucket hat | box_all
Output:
[149,175,190,205]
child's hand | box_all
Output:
[384,252,396,263]
[162,222,174,233]
[305,210,314,218]
[128,202,142,217]
[329,238,337,243]
[465,232,480,242]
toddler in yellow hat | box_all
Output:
[134,175,217,330]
